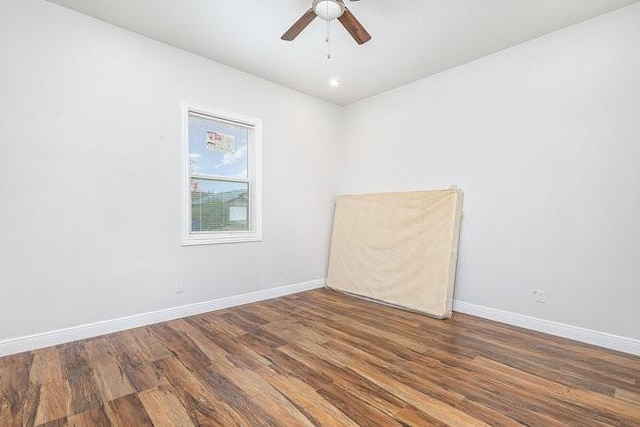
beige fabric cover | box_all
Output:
[326,189,463,318]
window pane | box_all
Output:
[191,179,249,232]
[188,113,249,179]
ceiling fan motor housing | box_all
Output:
[313,0,345,21]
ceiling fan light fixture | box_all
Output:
[281,0,371,45]
[313,0,345,21]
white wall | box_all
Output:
[0,0,341,341]
[340,4,640,340]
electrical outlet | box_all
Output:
[174,280,184,294]
[534,289,546,304]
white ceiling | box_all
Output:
[46,0,639,105]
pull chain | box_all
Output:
[325,2,331,59]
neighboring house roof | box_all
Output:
[217,189,247,203]
[192,189,246,205]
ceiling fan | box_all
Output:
[282,0,372,45]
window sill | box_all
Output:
[182,232,262,246]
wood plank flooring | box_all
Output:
[1,288,639,426]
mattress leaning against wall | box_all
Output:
[326,189,463,318]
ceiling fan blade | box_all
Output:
[338,8,371,45]
[281,9,317,41]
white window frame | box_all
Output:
[182,103,262,245]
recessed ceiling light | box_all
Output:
[329,79,341,87]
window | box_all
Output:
[182,104,262,245]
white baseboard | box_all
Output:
[5,284,636,358]
[0,279,325,358]
[453,300,640,356]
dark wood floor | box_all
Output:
[1,289,639,426]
